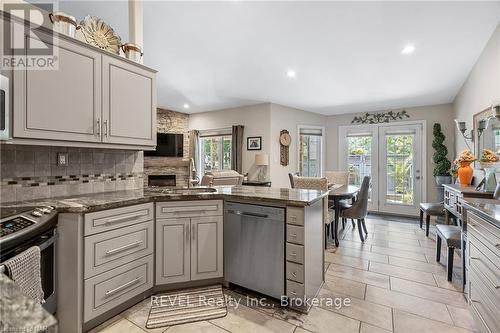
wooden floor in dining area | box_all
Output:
[91,214,478,333]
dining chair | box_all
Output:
[325,171,349,185]
[340,176,371,242]
[326,171,353,229]
[291,176,334,249]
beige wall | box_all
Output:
[269,104,327,188]
[453,24,500,154]
[188,103,272,180]
[325,104,455,203]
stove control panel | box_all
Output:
[0,206,55,237]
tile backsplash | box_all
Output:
[0,145,144,203]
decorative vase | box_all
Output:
[457,161,473,185]
[483,167,497,192]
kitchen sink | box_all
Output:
[151,187,217,195]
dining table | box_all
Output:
[328,184,360,247]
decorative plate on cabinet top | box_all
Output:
[79,15,121,54]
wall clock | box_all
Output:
[280,130,291,166]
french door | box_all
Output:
[339,123,424,216]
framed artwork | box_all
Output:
[247,136,262,150]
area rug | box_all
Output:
[146,285,227,329]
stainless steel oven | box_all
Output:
[0,74,10,140]
[0,207,58,314]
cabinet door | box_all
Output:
[191,216,223,280]
[156,218,190,284]
[13,29,101,142]
[102,55,156,146]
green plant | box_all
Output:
[432,123,452,177]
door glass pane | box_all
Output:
[299,134,322,177]
[347,135,372,199]
[386,134,414,205]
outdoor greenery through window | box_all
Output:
[200,135,232,174]
[299,127,323,177]
[385,134,414,205]
[347,135,372,200]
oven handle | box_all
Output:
[38,231,58,251]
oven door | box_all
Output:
[0,228,57,314]
[0,74,10,140]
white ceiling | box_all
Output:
[56,1,500,115]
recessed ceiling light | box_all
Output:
[401,44,415,55]
[183,103,190,109]
[286,70,296,78]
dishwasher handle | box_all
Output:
[226,210,269,219]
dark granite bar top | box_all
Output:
[0,186,328,215]
[443,183,493,197]
[463,197,500,228]
[0,274,57,332]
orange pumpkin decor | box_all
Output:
[454,150,476,185]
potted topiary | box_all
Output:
[432,123,452,186]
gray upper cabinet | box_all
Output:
[102,56,156,146]
[13,30,102,143]
[10,16,156,148]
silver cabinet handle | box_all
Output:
[186,224,190,242]
[228,210,269,219]
[106,240,143,255]
[290,233,297,237]
[96,119,100,136]
[292,272,297,277]
[105,277,141,297]
[290,291,297,296]
[290,252,297,257]
[192,223,196,241]
[104,211,147,225]
[103,120,108,136]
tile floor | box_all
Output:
[90,214,478,333]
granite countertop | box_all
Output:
[463,197,500,227]
[0,274,57,332]
[443,183,493,196]
[0,186,328,215]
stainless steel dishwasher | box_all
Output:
[224,202,285,299]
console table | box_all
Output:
[442,184,493,292]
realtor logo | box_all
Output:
[2,2,58,70]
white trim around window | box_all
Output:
[297,125,326,177]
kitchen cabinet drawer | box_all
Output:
[84,203,153,236]
[469,247,500,305]
[83,255,153,322]
[468,212,500,254]
[469,268,500,333]
[286,243,304,264]
[84,221,153,278]
[286,280,305,299]
[287,207,304,226]
[286,262,305,283]
[156,200,222,219]
[286,225,304,245]
[469,240,500,289]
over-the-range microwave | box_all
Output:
[0,74,10,140]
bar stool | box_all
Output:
[435,224,461,281]
[419,202,446,237]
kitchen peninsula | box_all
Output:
[1,186,326,333]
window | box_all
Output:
[298,126,324,177]
[199,129,232,175]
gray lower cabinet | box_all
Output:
[155,201,224,285]
[156,218,191,284]
[57,203,155,333]
[466,210,500,333]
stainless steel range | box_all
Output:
[0,206,58,314]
